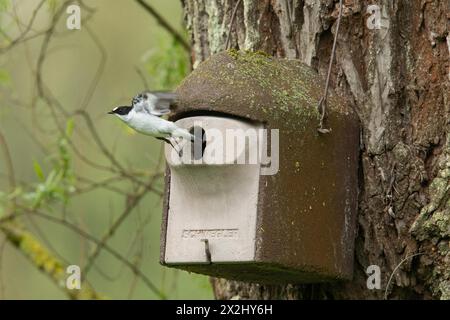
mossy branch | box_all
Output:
[0,220,104,300]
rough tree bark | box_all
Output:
[180,0,449,299]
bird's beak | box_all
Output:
[107,111,114,115]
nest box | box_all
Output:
[159,50,359,284]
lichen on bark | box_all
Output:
[411,133,450,299]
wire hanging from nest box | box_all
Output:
[317,0,343,134]
[223,0,344,135]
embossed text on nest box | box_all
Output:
[181,229,239,239]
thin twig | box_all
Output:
[84,151,164,275]
[83,189,148,275]
[0,0,46,53]
[80,25,107,110]
[72,110,155,189]
[384,252,426,300]
[0,236,6,299]
[0,130,17,218]
[135,0,190,51]
[135,66,151,91]
[0,130,16,191]
[317,0,343,134]
[74,175,129,195]
[36,2,70,110]
[225,0,243,50]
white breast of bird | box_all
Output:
[127,109,174,138]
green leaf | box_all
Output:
[33,160,45,181]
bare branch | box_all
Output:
[80,25,107,111]
[0,0,46,54]
[84,151,165,275]
[0,130,16,191]
[135,0,190,52]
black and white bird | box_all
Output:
[108,92,194,154]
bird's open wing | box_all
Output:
[148,92,177,116]
[134,91,176,117]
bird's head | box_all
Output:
[108,106,132,121]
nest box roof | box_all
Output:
[175,50,355,132]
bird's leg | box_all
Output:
[156,137,175,148]
[172,138,184,157]
[156,137,183,157]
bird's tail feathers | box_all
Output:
[172,128,195,142]
[171,127,206,158]
[172,127,205,147]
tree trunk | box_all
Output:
[181,0,449,299]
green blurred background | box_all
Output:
[0,0,213,299]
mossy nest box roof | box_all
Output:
[173,50,356,134]
[160,51,360,284]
